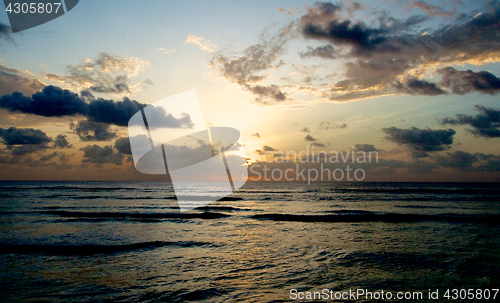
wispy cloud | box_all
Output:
[185,34,215,52]
[44,53,150,95]
[211,1,500,106]
[156,47,175,54]
[0,21,14,43]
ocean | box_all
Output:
[0,181,499,302]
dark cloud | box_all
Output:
[382,126,456,158]
[438,67,500,95]
[70,121,117,141]
[0,127,52,156]
[0,85,195,128]
[299,45,336,59]
[80,145,124,166]
[0,21,14,43]
[311,142,326,147]
[39,152,59,162]
[247,84,286,103]
[304,134,318,141]
[300,127,310,132]
[250,132,261,138]
[0,86,87,117]
[254,145,277,155]
[439,105,500,138]
[0,127,52,145]
[394,78,447,96]
[53,134,72,148]
[434,151,478,171]
[302,19,387,55]
[114,137,132,155]
[210,2,500,104]
[8,144,47,156]
[474,154,500,172]
[318,122,347,130]
[353,144,378,152]
[86,96,146,127]
[299,2,500,101]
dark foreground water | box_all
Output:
[0,182,499,302]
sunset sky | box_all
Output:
[0,0,499,181]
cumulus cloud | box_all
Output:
[311,142,326,147]
[0,85,194,128]
[0,85,87,117]
[212,2,500,105]
[438,67,500,95]
[114,137,132,155]
[304,134,318,141]
[70,121,117,141]
[254,145,278,155]
[53,134,72,148]
[80,145,124,166]
[0,127,52,145]
[434,150,478,171]
[209,26,290,104]
[393,78,447,96]
[44,53,150,95]
[300,127,310,132]
[439,105,500,138]
[382,126,456,158]
[186,34,215,52]
[299,45,336,59]
[0,127,52,157]
[353,144,378,152]
[0,64,46,96]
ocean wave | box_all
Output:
[43,210,230,219]
[394,205,447,209]
[0,240,212,255]
[250,213,500,224]
[333,188,500,195]
[0,186,136,192]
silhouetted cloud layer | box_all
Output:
[0,85,194,128]
[382,126,456,158]
[80,145,124,166]
[439,105,500,138]
[438,67,500,95]
[0,127,52,145]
